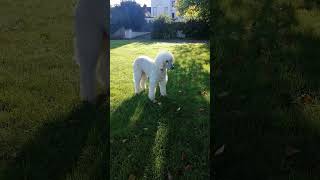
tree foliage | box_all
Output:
[176,0,209,22]
[111,1,146,33]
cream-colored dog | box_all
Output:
[133,51,175,102]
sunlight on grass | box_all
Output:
[150,122,168,177]
[128,101,144,126]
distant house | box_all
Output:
[148,0,183,22]
[143,5,151,17]
[143,4,153,23]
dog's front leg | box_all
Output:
[80,64,97,102]
[96,33,108,89]
[159,80,167,96]
[148,81,157,102]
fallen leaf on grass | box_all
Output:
[178,90,182,93]
[181,152,187,161]
[122,139,128,143]
[157,102,162,106]
[217,91,229,98]
[231,110,244,117]
[285,146,300,157]
[300,94,313,104]
[128,174,136,180]
[184,164,192,171]
[214,144,225,156]
[143,128,148,131]
[199,108,205,112]
[176,107,181,112]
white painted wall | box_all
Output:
[151,0,178,19]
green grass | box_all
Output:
[110,40,210,179]
[212,0,320,179]
[0,0,107,179]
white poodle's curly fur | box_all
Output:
[133,51,175,102]
[74,0,108,103]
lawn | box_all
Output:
[110,40,210,179]
[0,0,107,179]
[212,1,320,179]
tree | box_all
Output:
[111,1,146,33]
[176,0,209,22]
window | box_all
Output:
[172,13,175,19]
[153,7,157,16]
[172,0,175,8]
[164,7,168,15]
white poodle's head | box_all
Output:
[155,51,175,71]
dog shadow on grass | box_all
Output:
[110,43,210,179]
[3,94,108,180]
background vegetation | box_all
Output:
[111,1,146,33]
[151,15,209,40]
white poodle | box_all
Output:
[74,0,108,103]
[133,51,175,102]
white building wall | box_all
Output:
[151,0,179,19]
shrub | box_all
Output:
[182,20,209,40]
[151,16,209,40]
[151,15,176,39]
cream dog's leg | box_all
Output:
[140,72,147,90]
[133,70,142,94]
[148,80,157,102]
[74,0,107,102]
[159,79,167,96]
[96,33,108,89]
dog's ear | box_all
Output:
[160,64,164,71]
[159,59,166,71]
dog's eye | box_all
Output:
[166,60,169,63]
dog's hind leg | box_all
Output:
[133,69,142,94]
[140,72,147,90]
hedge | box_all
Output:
[151,15,209,40]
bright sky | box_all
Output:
[110,0,151,6]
